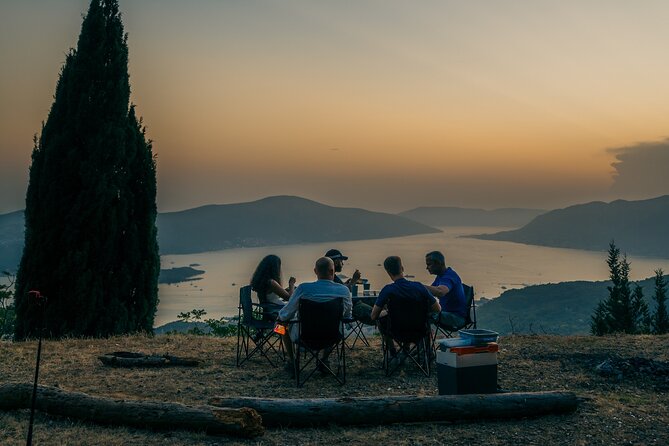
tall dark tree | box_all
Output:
[631,284,651,334]
[652,269,669,334]
[591,241,650,335]
[14,0,159,339]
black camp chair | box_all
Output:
[382,295,432,377]
[431,284,477,346]
[293,298,346,387]
[235,286,284,367]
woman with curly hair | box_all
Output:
[250,254,295,306]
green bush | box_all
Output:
[176,308,238,337]
[0,272,16,339]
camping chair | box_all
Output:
[235,286,284,367]
[382,295,432,377]
[344,318,370,349]
[344,296,375,350]
[431,284,477,346]
[293,298,346,387]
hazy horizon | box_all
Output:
[2,0,669,214]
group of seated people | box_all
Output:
[249,248,468,376]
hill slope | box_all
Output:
[399,206,545,227]
[476,277,656,335]
[0,210,23,272]
[470,195,669,258]
[157,195,440,254]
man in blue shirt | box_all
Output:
[424,250,468,329]
[278,256,352,376]
[371,256,441,354]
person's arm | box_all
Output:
[269,278,294,300]
[430,296,441,314]
[278,285,302,322]
[345,269,362,288]
[370,288,389,320]
[425,284,450,298]
[370,304,385,321]
[343,292,353,319]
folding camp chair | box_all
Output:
[382,295,432,377]
[431,284,477,346]
[344,319,370,349]
[235,286,284,367]
[344,296,375,349]
[293,298,346,387]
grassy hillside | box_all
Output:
[1,334,667,445]
[472,195,669,258]
[476,277,656,335]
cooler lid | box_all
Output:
[450,342,499,355]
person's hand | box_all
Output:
[352,269,361,284]
[288,276,296,287]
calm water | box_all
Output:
[155,227,669,326]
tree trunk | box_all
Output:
[98,351,199,367]
[0,383,263,438]
[209,391,578,427]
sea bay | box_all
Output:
[155,227,669,326]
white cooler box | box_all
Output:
[437,343,498,395]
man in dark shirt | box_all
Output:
[371,256,441,354]
[325,248,361,290]
[424,250,467,328]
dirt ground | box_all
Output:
[1,333,668,445]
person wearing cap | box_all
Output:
[324,249,361,290]
[325,248,375,326]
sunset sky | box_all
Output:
[1,0,669,214]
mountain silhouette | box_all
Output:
[0,196,440,268]
[399,206,545,227]
[470,195,669,258]
[157,195,440,254]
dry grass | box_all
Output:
[1,333,668,445]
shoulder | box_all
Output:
[332,282,351,295]
[446,267,461,280]
[380,282,396,294]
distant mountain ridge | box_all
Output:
[0,196,441,269]
[471,195,669,258]
[399,206,545,227]
[157,195,440,254]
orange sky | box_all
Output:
[1,0,669,213]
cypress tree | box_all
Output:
[631,284,650,334]
[14,0,159,339]
[652,269,669,334]
[592,241,651,335]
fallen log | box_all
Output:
[0,383,263,438]
[98,351,199,367]
[209,391,577,427]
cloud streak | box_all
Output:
[609,139,669,199]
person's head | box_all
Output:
[425,251,446,275]
[383,256,404,279]
[314,256,335,280]
[325,249,348,273]
[250,254,282,294]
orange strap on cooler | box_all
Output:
[450,342,499,355]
